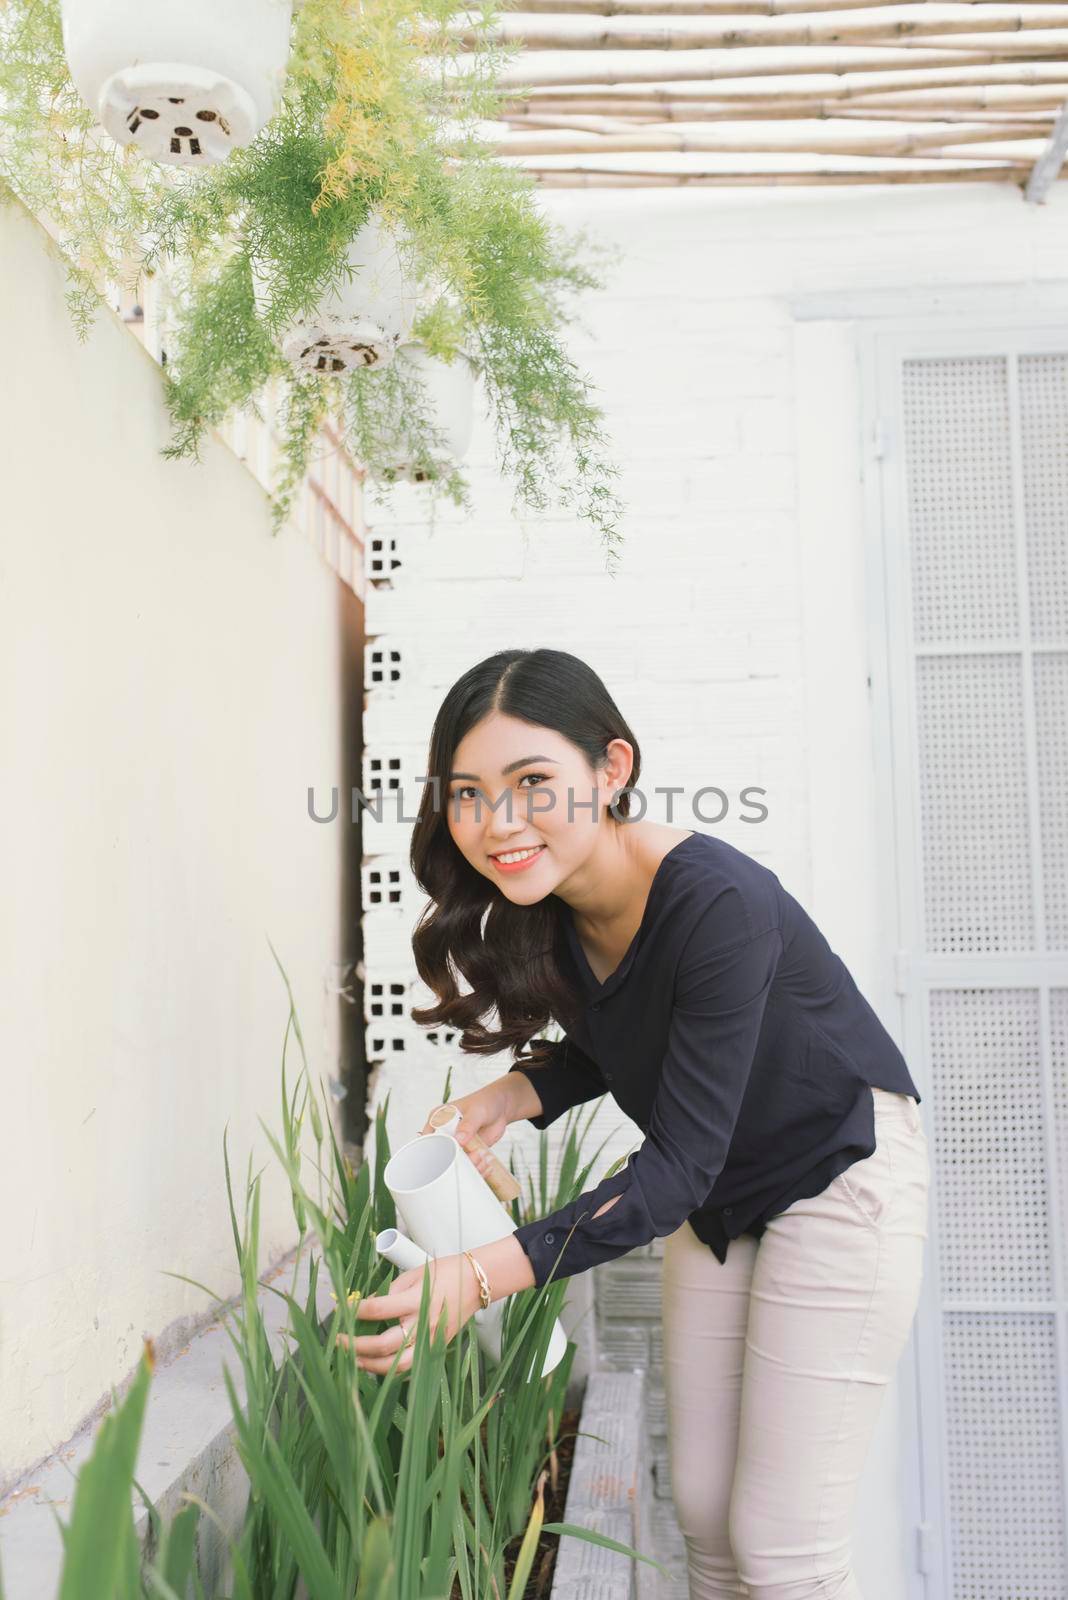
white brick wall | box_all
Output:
[358,179,1068,1599]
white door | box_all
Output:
[868,328,1068,1600]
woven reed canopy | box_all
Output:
[473,0,1068,192]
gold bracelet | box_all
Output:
[463,1249,492,1310]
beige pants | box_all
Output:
[661,1086,930,1600]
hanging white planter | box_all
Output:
[59,0,294,166]
[374,344,478,483]
[255,211,420,374]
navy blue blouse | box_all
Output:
[508,830,920,1290]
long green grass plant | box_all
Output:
[0,953,666,1596]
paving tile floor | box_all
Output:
[650,1487,692,1599]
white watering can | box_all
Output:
[378,1120,568,1381]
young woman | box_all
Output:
[345,647,930,1600]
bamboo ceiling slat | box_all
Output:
[500,109,1060,129]
[476,9,1068,48]
[510,0,1068,14]
[500,94,1068,115]
[478,2,1068,187]
[499,49,1068,91]
[527,158,1042,177]
[495,119,1047,146]
[501,106,1059,121]
[503,67,1068,99]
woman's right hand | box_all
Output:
[418,1079,517,1168]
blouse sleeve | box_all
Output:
[510,914,784,1290]
[508,1035,608,1130]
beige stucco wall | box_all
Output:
[0,194,355,1486]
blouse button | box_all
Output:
[544,1232,555,1244]
[723,1207,733,1216]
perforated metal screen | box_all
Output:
[893,348,1068,1597]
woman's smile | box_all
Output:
[489,843,548,873]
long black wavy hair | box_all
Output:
[408,648,642,1069]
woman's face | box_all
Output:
[444,712,631,900]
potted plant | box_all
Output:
[1,0,625,566]
[59,0,296,165]
[253,206,422,372]
[362,342,478,484]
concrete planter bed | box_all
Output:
[544,1368,653,1600]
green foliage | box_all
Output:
[54,1345,154,1600]
[0,1338,209,1600]
[158,253,282,460]
[0,0,625,566]
[1,951,668,1596]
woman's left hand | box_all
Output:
[338,1254,483,1375]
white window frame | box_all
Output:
[793,286,1068,1600]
